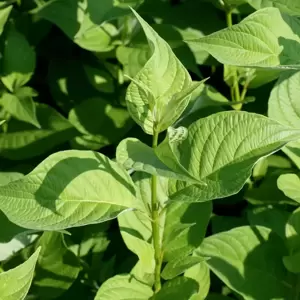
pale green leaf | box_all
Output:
[0,88,40,128]
[156,111,300,203]
[187,8,300,69]
[197,226,295,300]
[126,10,196,134]
[32,232,80,298]
[285,207,300,253]
[0,104,78,160]
[152,277,199,300]
[184,261,210,300]
[162,255,208,280]
[0,247,40,300]
[283,252,300,273]
[95,274,153,300]
[0,150,137,230]
[0,4,12,35]
[277,173,300,204]
[116,138,203,183]
[1,28,35,92]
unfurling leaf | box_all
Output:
[126,9,204,134]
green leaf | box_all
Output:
[0,4,12,35]
[156,111,300,203]
[248,0,300,16]
[32,232,80,298]
[68,98,132,150]
[187,8,300,69]
[126,9,199,134]
[95,274,153,300]
[247,206,290,239]
[0,150,137,230]
[118,172,211,279]
[0,247,40,300]
[277,174,300,204]
[184,261,210,299]
[36,0,134,52]
[197,226,295,300]
[162,255,208,280]
[116,138,203,183]
[152,277,199,300]
[1,28,35,92]
[0,104,78,160]
[83,65,114,93]
[0,88,40,128]
[284,207,300,273]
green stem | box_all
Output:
[225,9,242,109]
[151,128,162,293]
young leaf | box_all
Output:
[186,8,300,69]
[277,174,300,204]
[161,255,208,280]
[0,247,40,300]
[184,261,211,299]
[1,28,36,92]
[94,274,153,300]
[152,277,199,300]
[0,4,12,35]
[197,226,295,300]
[0,150,137,230]
[0,88,40,128]
[156,111,300,203]
[116,138,203,183]
[32,232,80,298]
[126,9,200,134]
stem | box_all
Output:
[225,9,242,110]
[151,128,162,293]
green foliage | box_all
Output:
[1,0,300,298]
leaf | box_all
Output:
[126,9,198,134]
[1,28,35,92]
[0,88,40,128]
[118,171,212,281]
[0,104,78,160]
[162,255,208,280]
[197,226,295,300]
[0,4,12,35]
[152,277,199,300]
[247,206,290,239]
[95,274,153,300]
[116,138,203,183]
[68,98,132,149]
[83,65,114,93]
[284,207,300,273]
[184,261,210,299]
[36,0,134,52]
[248,0,300,16]
[277,174,300,204]
[32,232,80,298]
[0,247,40,300]
[156,111,300,203]
[187,8,300,69]
[0,150,137,230]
